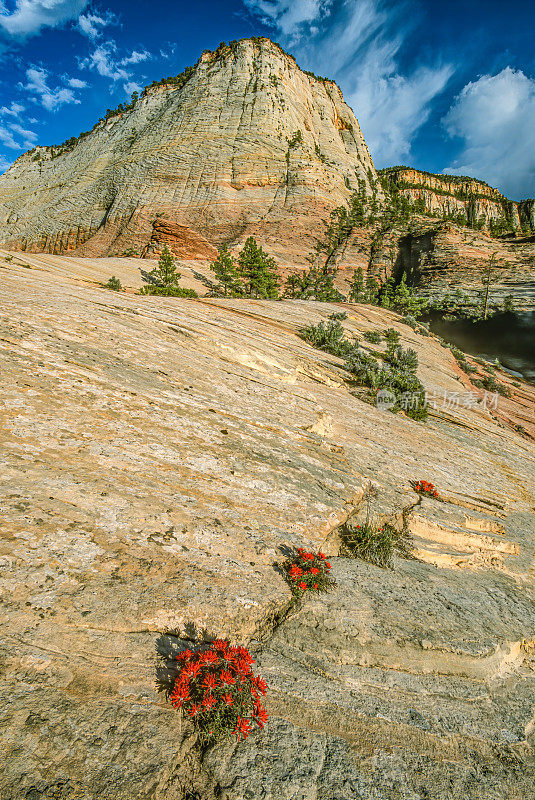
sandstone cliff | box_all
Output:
[0,37,377,264]
[381,166,535,233]
[1,252,534,799]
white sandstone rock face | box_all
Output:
[0,38,378,264]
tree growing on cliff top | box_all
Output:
[140,245,198,297]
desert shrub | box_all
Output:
[339,481,413,568]
[142,285,198,298]
[329,311,347,321]
[386,345,419,371]
[339,520,412,568]
[299,320,356,358]
[103,275,122,291]
[383,327,401,348]
[363,329,382,343]
[402,314,418,329]
[476,374,510,396]
[166,640,268,744]
[412,480,439,499]
[497,383,512,398]
[282,548,335,596]
[300,322,428,421]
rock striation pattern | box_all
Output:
[1,253,534,799]
[0,38,377,264]
[382,167,535,233]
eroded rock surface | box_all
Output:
[0,38,376,265]
[0,255,534,799]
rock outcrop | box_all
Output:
[0,38,377,264]
[1,252,534,799]
[381,167,535,233]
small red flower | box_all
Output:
[299,581,307,591]
[188,704,201,717]
[202,673,218,691]
[232,717,253,740]
[289,565,303,578]
[212,639,228,652]
[317,552,326,559]
[201,650,219,665]
[220,669,236,686]
[252,676,267,695]
[313,584,319,589]
[176,648,193,663]
[202,694,216,710]
[221,693,234,706]
[254,706,269,728]
[310,567,319,575]
[325,562,331,569]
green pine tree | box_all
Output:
[140,244,198,297]
[380,276,396,309]
[365,274,380,304]
[348,267,365,302]
[284,272,306,299]
[210,245,241,296]
[237,237,279,299]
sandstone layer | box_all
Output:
[382,167,535,233]
[1,253,534,799]
[0,38,376,265]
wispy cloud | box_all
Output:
[443,67,535,200]
[0,0,88,38]
[0,101,25,117]
[80,40,153,95]
[245,0,453,166]
[121,49,151,66]
[66,76,88,89]
[0,105,37,149]
[244,0,333,40]
[0,153,14,173]
[78,9,117,40]
[23,66,81,110]
[80,41,129,81]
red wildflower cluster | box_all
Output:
[169,640,268,743]
[413,480,439,499]
[283,547,335,596]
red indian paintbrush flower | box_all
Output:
[164,638,268,745]
[282,546,336,596]
[232,716,253,740]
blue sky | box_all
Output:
[1,0,534,199]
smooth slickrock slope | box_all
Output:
[1,254,534,800]
[0,38,376,264]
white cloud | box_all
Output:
[78,9,116,39]
[0,125,22,149]
[121,49,150,66]
[0,0,88,38]
[67,77,88,89]
[443,67,535,200]
[23,66,80,110]
[8,121,37,143]
[244,0,333,39]
[81,42,129,81]
[123,80,142,96]
[0,154,14,173]
[0,101,24,117]
[245,0,453,166]
[0,118,37,149]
